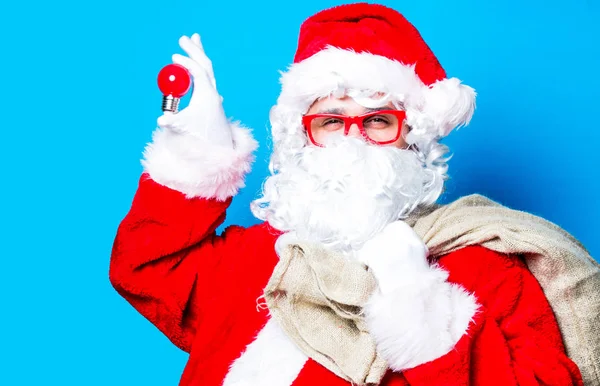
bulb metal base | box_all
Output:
[162,95,180,113]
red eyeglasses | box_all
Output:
[302,109,407,147]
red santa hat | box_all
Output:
[275,3,476,139]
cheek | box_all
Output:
[391,125,409,149]
[392,138,407,149]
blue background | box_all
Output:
[2,0,598,384]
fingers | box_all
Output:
[157,112,190,134]
[179,35,214,73]
[180,34,217,89]
[172,53,218,106]
[157,112,177,130]
[191,33,202,49]
[160,34,222,115]
[157,113,172,129]
[189,33,217,87]
[179,35,206,64]
[172,53,206,80]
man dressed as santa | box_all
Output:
[110,3,593,385]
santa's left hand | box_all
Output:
[356,221,430,294]
[356,221,479,372]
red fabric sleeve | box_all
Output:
[402,246,583,386]
[108,173,248,353]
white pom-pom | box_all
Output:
[422,78,477,137]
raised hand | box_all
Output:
[157,33,233,148]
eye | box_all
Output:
[315,117,345,131]
[368,117,389,123]
[364,115,391,128]
[322,118,343,126]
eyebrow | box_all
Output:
[315,106,398,115]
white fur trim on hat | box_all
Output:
[141,122,258,201]
[277,46,476,138]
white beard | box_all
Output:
[252,134,436,255]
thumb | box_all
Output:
[157,112,177,129]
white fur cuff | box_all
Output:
[141,122,258,201]
[364,266,479,371]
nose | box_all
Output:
[346,123,362,139]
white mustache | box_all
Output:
[255,134,434,253]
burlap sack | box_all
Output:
[265,194,600,385]
[405,194,600,385]
[264,242,388,385]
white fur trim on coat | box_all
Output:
[277,46,476,138]
[223,318,308,386]
[364,265,479,371]
[141,122,258,201]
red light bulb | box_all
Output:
[157,64,191,113]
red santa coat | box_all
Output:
[110,173,583,386]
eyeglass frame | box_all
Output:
[301,109,407,147]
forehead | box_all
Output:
[309,95,394,113]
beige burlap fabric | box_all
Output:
[264,241,388,385]
[265,194,600,385]
[405,194,600,385]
